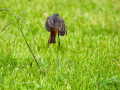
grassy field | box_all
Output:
[0,0,120,89]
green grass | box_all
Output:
[0,0,120,89]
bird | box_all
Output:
[45,14,67,46]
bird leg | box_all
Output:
[48,35,51,47]
[58,33,60,46]
[48,41,50,47]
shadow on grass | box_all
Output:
[99,76,120,89]
[0,54,18,70]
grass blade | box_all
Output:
[14,15,38,46]
[14,15,29,26]
[0,21,16,33]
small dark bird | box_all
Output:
[45,14,67,46]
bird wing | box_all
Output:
[45,16,55,32]
[57,16,67,36]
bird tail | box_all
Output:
[49,34,56,43]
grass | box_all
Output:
[0,0,120,89]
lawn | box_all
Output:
[0,0,120,89]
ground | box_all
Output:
[0,0,120,89]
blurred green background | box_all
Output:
[0,0,120,89]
